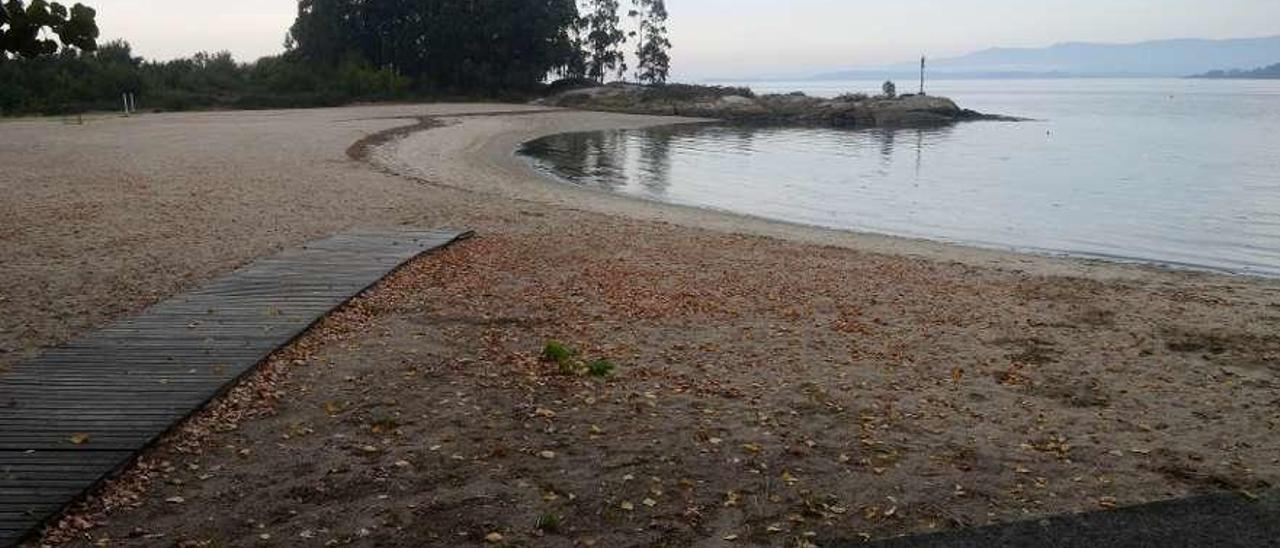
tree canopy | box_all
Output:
[1,0,676,116]
[631,0,670,84]
[580,0,627,82]
[289,0,586,92]
[0,0,98,59]
[287,0,673,90]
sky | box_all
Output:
[96,0,1280,80]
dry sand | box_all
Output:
[1,105,1277,547]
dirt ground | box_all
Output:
[1,105,1277,547]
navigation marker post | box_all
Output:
[920,55,926,95]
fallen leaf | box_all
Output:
[782,470,800,485]
[68,433,90,445]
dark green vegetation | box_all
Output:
[0,0,98,58]
[1192,62,1280,79]
[541,340,577,364]
[541,340,617,377]
[0,0,672,116]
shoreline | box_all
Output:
[514,127,1268,281]
[5,104,1277,546]
[378,108,1276,287]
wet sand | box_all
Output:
[1,105,1277,546]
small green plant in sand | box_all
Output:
[534,512,563,532]
[542,340,575,363]
[587,359,616,377]
[369,413,400,434]
[541,340,617,377]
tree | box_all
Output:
[287,0,581,92]
[580,0,626,82]
[630,0,669,84]
[881,80,896,98]
[0,0,98,59]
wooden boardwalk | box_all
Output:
[0,228,471,545]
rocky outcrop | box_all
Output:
[536,84,1020,128]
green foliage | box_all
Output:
[369,412,399,433]
[542,340,576,364]
[1,0,677,115]
[534,512,562,532]
[0,40,416,116]
[289,0,582,93]
[0,0,99,58]
[630,0,670,84]
[581,0,627,82]
[586,359,615,377]
[540,340,617,377]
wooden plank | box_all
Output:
[0,228,471,546]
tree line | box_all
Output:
[0,0,671,116]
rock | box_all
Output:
[535,83,1019,129]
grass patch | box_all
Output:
[369,413,400,434]
[541,340,618,378]
[542,340,576,363]
[535,512,563,532]
[587,359,616,377]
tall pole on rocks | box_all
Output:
[920,55,926,95]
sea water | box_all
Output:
[520,79,1280,276]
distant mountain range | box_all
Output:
[1191,62,1280,79]
[813,36,1280,80]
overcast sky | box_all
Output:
[97,0,1280,79]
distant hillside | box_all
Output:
[1192,62,1280,79]
[814,36,1280,80]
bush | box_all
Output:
[544,77,598,95]
[542,340,575,363]
[587,359,616,377]
[882,80,897,98]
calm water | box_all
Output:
[519,79,1280,276]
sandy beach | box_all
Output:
[2,104,1278,546]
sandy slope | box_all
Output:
[1,105,1277,546]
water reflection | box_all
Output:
[521,123,950,199]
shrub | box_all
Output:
[587,359,616,377]
[639,83,755,102]
[882,80,897,98]
[835,92,868,102]
[535,513,562,532]
[542,340,575,364]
